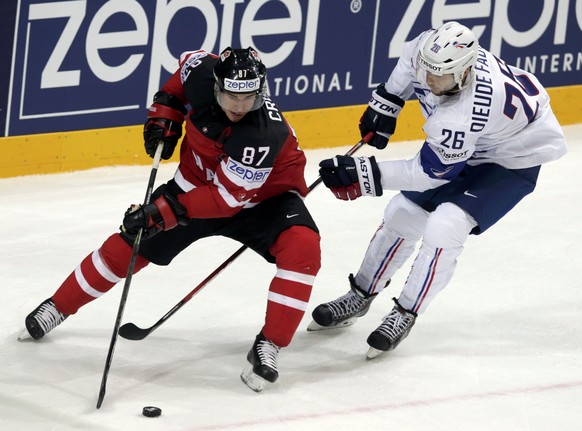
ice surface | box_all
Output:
[1,125,581,430]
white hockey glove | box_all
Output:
[359,84,405,149]
[319,156,383,201]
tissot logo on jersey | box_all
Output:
[226,159,271,183]
[436,147,469,161]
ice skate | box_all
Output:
[307,274,379,331]
[240,332,280,392]
[20,298,68,341]
[366,298,416,359]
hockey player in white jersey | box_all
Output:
[309,22,567,359]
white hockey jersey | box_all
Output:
[378,31,567,192]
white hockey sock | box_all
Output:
[355,193,428,295]
[397,244,461,314]
[355,226,418,295]
[397,202,477,314]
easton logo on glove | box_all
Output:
[359,83,405,149]
[356,157,377,196]
[318,155,383,201]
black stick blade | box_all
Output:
[118,322,150,340]
[96,387,106,409]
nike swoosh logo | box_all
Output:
[463,191,478,198]
[286,214,299,218]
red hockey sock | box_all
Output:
[262,226,321,347]
[52,233,149,314]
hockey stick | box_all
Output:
[117,133,373,341]
[96,142,165,409]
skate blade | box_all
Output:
[306,317,358,332]
[17,328,33,342]
[240,365,268,393]
[366,347,385,360]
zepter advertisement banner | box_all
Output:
[2,0,582,137]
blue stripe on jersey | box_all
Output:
[418,100,431,117]
[413,87,432,117]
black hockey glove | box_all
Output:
[121,192,187,240]
[359,83,405,149]
[319,155,383,201]
[144,91,187,160]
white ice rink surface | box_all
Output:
[1,125,581,431]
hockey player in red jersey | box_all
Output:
[23,47,321,392]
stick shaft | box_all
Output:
[96,143,164,409]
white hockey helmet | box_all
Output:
[417,21,479,91]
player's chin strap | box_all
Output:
[116,132,374,342]
[96,142,165,409]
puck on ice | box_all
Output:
[142,406,162,418]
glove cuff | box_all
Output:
[147,103,185,123]
[354,156,383,197]
[152,91,187,114]
[368,84,405,118]
[153,196,179,230]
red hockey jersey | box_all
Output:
[155,50,308,219]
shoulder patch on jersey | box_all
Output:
[181,53,218,112]
[430,166,454,178]
[181,51,210,83]
[420,142,465,181]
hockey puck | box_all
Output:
[142,406,162,418]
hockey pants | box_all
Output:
[51,225,320,347]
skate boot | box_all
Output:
[366,298,416,359]
[22,298,68,340]
[240,332,281,392]
[307,274,380,331]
